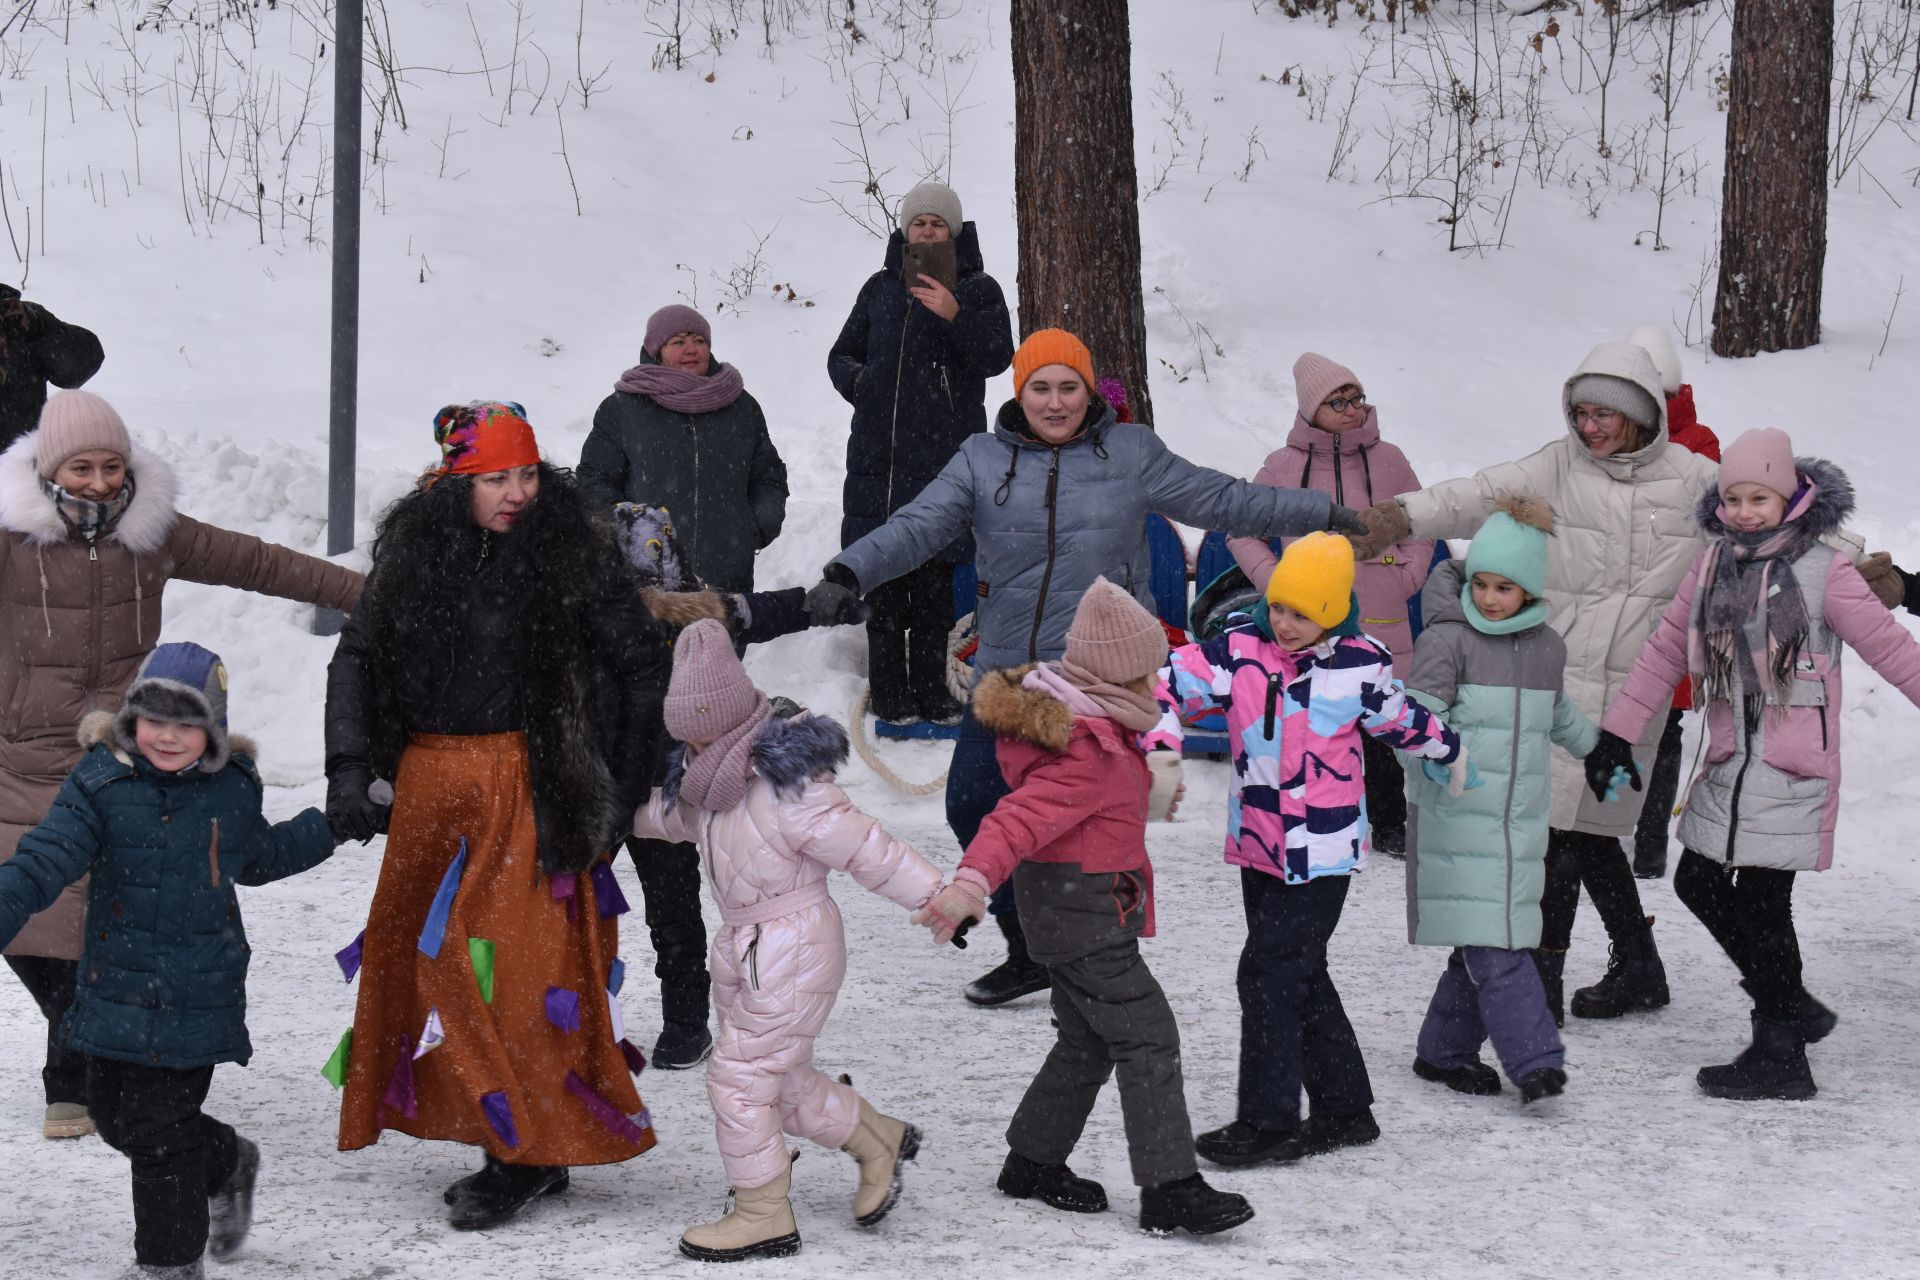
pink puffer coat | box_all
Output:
[631,714,940,1189]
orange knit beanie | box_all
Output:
[1012,328,1096,396]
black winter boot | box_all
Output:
[652,982,714,1070]
[996,1151,1107,1213]
[1532,948,1567,1028]
[448,1158,570,1231]
[1697,1013,1816,1100]
[206,1135,260,1260]
[1570,917,1671,1019]
[1194,1119,1298,1168]
[1139,1174,1255,1236]
[1412,1056,1502,1096]
[1517,1067,1568,1105]
[1743,980,1837,1044]
[963,915,1050,1007]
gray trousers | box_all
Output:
[1006,934,1197,1188]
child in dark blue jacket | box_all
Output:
[0,642,342,1279]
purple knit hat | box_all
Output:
[664,619,759,747]
[643,305,711,360]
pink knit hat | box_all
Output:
[663,619,759,747]
[36,389,132,479]
[1293,352,1364,421]
[1064,577,1169,683]
[1718,428,1798,499]
[643,304,711,360]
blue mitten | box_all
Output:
[1604,765,1632,802]
[1420,754,1484,796]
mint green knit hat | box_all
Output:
[1463,495,1555,599]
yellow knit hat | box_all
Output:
[1265,532,1355,629]
[1012,328,1096,396]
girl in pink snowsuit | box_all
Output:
[633,620,942,1263]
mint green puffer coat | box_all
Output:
[1402,560,1598,949]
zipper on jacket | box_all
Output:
[688,417,702,541]
[883,307,912,512]
[1263,671,1282,739]
[1025,447,1064,661]
[939,363,953,412]
[1723,695,1761,865]
[85,541,103,708]
[745,924,761,990]
[1503,637,1521,951]
[1817,704,1828,751]
[208,818,221,888]
[1333,434,1344,506]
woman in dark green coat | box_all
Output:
[579,305,788,592]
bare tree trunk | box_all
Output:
[1711,0,1832,357]
[1010,0,1154,426]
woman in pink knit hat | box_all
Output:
[1597,428,1920,1101]
[633,619,942,1263]
[1230,352,1434,856]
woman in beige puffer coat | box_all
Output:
[1348,343,1718,1023]
[0,389,362,1138]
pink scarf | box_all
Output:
[674,694,772,812]
[614,361,747,415]
[1027,661,1162,733]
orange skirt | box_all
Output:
[337,732,655,1167]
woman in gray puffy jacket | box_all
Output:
[807,327,1361,1005]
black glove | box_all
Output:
[805,562,864,627]
[1327,503,1372,537]
[326,766,391,844]
[1583,730,1641,804]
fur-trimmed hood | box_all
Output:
[663,712,850,805]
[0,428,181,552]
[969,664,1074,753]
[78,708,258,773]
[1695,455,1853,540]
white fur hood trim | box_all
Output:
[0,430,182,554]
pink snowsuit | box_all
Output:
[632,715,941,1189]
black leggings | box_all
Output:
[4,954,87,1105]
[1673,850,1802,1017]
[1539,827,1651,952]
[88,1057,239,1267]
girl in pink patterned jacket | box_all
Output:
[1153,533,1466,1169]
[632,621,942,1263]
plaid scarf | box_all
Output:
[1693,490,1818,708]
[40,472,135,544]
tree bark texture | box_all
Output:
[1711,0,1832,357]
[1010,0,1155,426]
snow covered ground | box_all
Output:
[3,1,1919,1275]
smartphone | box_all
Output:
[901,239,959,294]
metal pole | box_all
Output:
[314,0,363,637]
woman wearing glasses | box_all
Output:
[1227,353,1435,857]
[1347,344,1718,1025]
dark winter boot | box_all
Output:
[206,1135,260,1260]
[448,1158,569,1231]
[1533,948,1567,1028]
[113,1262,204,1279]
[1517,1067,1568,1105]
[1372,824,1407,859]
[1569,917,1671,1019]
[1697,1014,1817,1101]
[1138,1173,1256,1237]
[963,915,1050,1007]
[996,1151,1108,1213]
[652,983,714,1070]
[1631,840,1669,880]
[1743,980,1838,1044]
[1193,1119,1298,1168]
[916,685,966,728]
[1412,1056,1502,1096]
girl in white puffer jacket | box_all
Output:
[633,620,943,1263]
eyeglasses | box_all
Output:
[1321,394,1367,413]
[1572,406,1622,425]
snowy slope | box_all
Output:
[3,1,1919,1275]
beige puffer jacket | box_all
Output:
[0,432,363,958]
[1397,344,1719,838]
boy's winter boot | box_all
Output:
[963,915,1050,1007]
[114,1262,204,1279]
[447,1158,569,1231]
[42,1102,93,1139]
[1696,1013,1817,1101]
[1138,1173,1256,1237]
[679,1166,802,1262]
[1569,917,1671,1019]
[840,1096,920,1225]
[1412,1056,1502,1096]
[1516,1067,1568,1105]
[206,1136,260,1260]
[996,1150,1108,1213]
[1532,948,1567,1028]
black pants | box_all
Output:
[1633,708,1687,864]
[866,561,956,714]
[1539,827,1649,952]
[88,1056,239,1267]
[1234,872,1372,1131]
[624,836,711,1029]
[1361,734,1406,836]
[1673,850,1802,1018]
[5,954,87,1105]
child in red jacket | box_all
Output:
[915,578,1251,1239]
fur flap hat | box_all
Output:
[113,641,232,771]
[1464,494,1555,599]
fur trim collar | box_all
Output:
[642,587,730,629]
[970,665,1074,753]
[663,712,850,805]
[0,430,181,553]
[78,708,255,773]
[1695,455,1853,539]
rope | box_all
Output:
[848,609,980,798]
